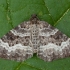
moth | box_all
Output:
[0,14,70,62]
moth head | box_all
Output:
[30,14,39,23]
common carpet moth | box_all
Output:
[0,14,70,61]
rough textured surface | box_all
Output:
[0,14,70,61]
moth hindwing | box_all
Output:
[0,14,70,61]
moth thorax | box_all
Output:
[31,24,39,53]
